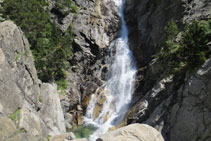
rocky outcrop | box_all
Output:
[54,0,120,126]
[128,59,211,140]
[169,59,211,141]
[0,116,22,140]
[0,21,66,140]
[19,101,48,137]
[40,83,66,136]
[99,124,164,141]
[0,20,40,115]
[125,0,211,66]
[68,0,120,106]
[124,0,211,141]
[0,0,121,138]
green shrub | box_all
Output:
[39,96,43,103]
[55,0,78,14]
[181,20,211,68]
[155,19,211,74]
[17,129,25,134]
[164,20,179,40]
[155,20,180,59]
[73,125,96,138]
[47,135,51,141]
[10,109,21,122]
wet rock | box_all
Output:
[93,92,107,119]
[76,112,83,125]
[99,124,164,141]
[81,95,92,110]
[77,105,83,111]
[83,81,99,96]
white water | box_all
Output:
[83,0,137,140]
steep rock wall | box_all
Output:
[125,0,211,67]
[124,0,211,141]
[52,0,121,127]
[0,21,66,140]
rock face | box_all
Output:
[169,59,211,141]
[40,83,66,136]
[68,0,119,107]
[0,0,121,139]
[19,101,48,137]
[53,0,120,126]
[0,21,66,140]
[124,0,211,141]
[99,124,164,141]
[127,60,211,141]
[0,20,39,115]
[0,116,20,140]
[125,0,211,66]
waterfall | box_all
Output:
[83,0,137,140]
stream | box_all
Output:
[83,0,137,140]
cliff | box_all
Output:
[125,0,211,140]
[0,0,211,140]
[53,0,120,127]
[0,0,121,140]
[0,21,67,140]
[125,0,211,67]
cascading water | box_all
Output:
[83,0,136,140]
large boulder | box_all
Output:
[99,124,164,141]
[40,83,66,136]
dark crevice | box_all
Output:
[50,8,66,24]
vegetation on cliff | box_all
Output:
[0,0,77,88]
[155,19,211,74]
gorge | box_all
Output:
[0,0,211,141]
[83,0,136,140]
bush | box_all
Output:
[181,20,211,68]
[73,125,96,138]
[155,19,211,74]
[155,20,180,59]
[1,0,75,84]
[10,109,21,122]
[56,78,68,91]
[55,0,78,14]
